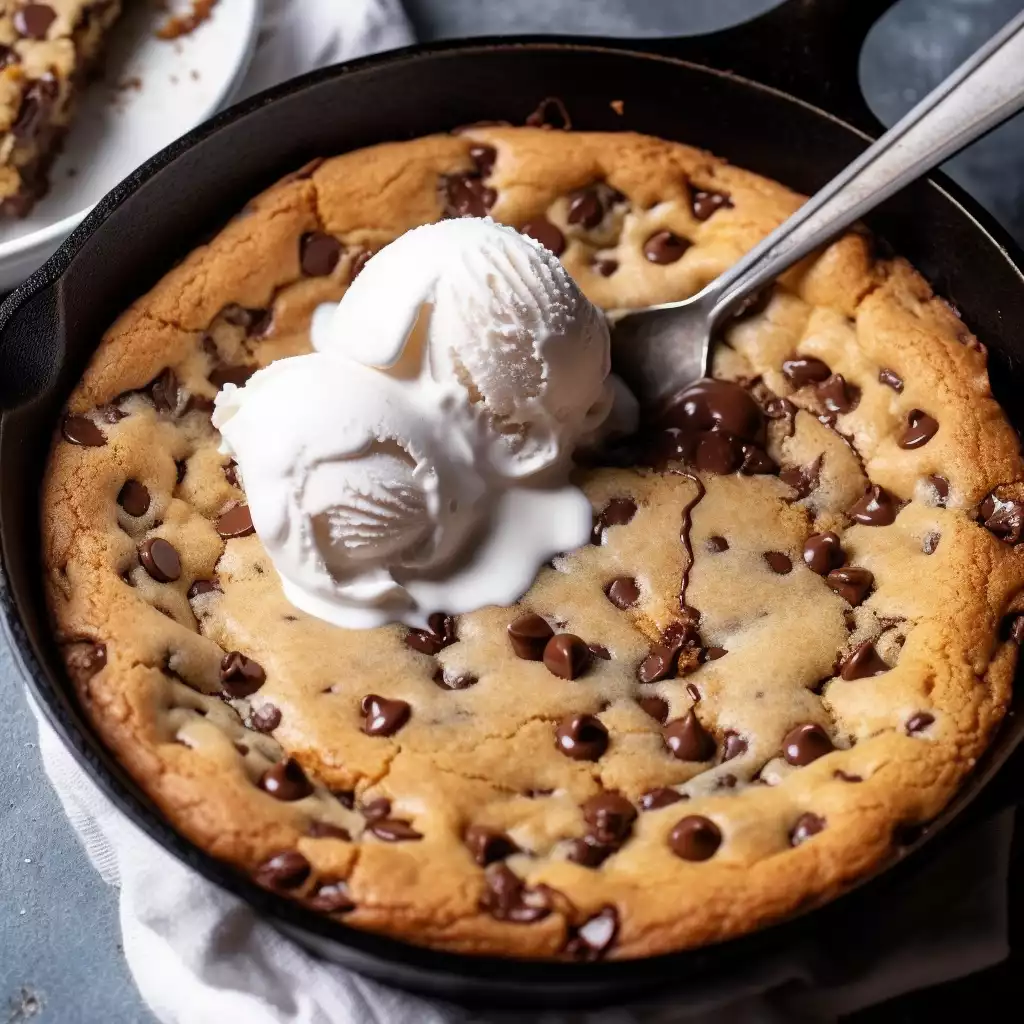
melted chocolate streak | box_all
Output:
[676,471,707,622]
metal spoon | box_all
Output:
[611,8,1024,408]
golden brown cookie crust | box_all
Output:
[42,127,1024,960]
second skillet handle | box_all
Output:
[704,7,1024,325]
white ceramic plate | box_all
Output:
[0,0,262,291]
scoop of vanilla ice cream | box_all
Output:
[314,218,616,477]
[216,218,632,630]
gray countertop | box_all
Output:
[3,1,1022,1021]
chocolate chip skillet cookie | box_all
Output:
[43,125,1024,961]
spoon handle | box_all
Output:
[702,7,1024,342]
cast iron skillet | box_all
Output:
[1,0,1022,1008]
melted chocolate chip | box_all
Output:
[543,634,591,680]
[803,532,843,575]
[361,797,391,821]
[826,566,873,606]
[695,433,741,474]
[834,770,863,783]
[255,850,310,889]
[594,258,618,276]
[878,368,904,392]
[223,461,239,487]
[480,863,551,923]
[928,475,949,503]
[62,415,105,447]
[507,613,554,660]
[898,409,939,449]
[906,712,935,735]
[782,723,835,766]
[739,444,777,475]
[686,682,702,702]
[299,231,343,277]
[369,818,423,842]
[521,218,566,256]
[14,4,56,39]
[208,364,256,389]
[705,647,727,661]
[138,538,181,582]
[583,792,636,844]
[668,815,721,861]
[306,881,355,913]
[360,694,411,737]
[978,492,1024,544]
[764,551,793,575]
[64,641,107,685]
[817,374,859,415]
[839,640,889,680]
[465,825,517,866]
[721,731,747,761]
[150,368,179,412]
[251,703,281,733]
[643,230,690,264]
[13,72,57,139]
[220,651,266,697]
[637,644,678,684]
[640,787,684,811]
[691,187,733,221]
[593,497,637,541]
[307,822,351,841]
[849,486,898,526]
[555,714,608,760]
[349,249,372,280]
[1005,615,1024,644]
[658,378,766,446]
[664,710,715,761]
[261,757,314,801]
[566,837,614,867]
[216,504,255,539]
[637,696,669,723]
[605,576,640,609]
[790,813,825,846]
[780,455,823,499]
[118,480,150,517]
[442,173,496,218]
[188,578,221,599]
[468,144,496,176]
[175,459,187,485]
[566,906,619,961]
[433,668,477,690]
[707,535,729,553]
[782,356,831,387]
[589,644,611,660]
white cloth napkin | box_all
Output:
[28,1,1016,1020]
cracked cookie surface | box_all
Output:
[43,126,1024,960]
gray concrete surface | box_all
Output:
[3,1,1022,1021]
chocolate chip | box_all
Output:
[507,613,554,660]
[849,486,898,526]
[216,504,255,539]
[668,815,721,861]
[255,850,310,889]
[332,789,356,809]
[220,651,266,697]
[468,144,496,176]
[657,378,766,448]
[782,356,831,387]
[433,668,478,690]
[175,459,187,485]
[566,838,613,869]
[705,647,728,661]
[521,218,566,256]
[442,173,496,218]
[62,415,105,447]
[899,409,939,449]
[12,72,57,139]
[555,714,608,760]
[739,444,777,475]
[782,723,834,766]
[922,532,940,554]
[149,368,178,412]
[406,613,456,656]
[605,576,640,609]
[360,694,410,737]
[188,578,221,599]
[906,712,935,735]
[223,461,239,487]
[251,703,281,733]
[817,374,859,415]
[361,797,391,820]
[691,187,733,221]
[306,881,355,913]
[637,644,678,684]
[14,4,56,39]
[594,258,618,277]
[543,634,591,680]
[764,551,793,575]
[637,696,669,723]
[643,230,690,264]
[138,537,181,582]
[465,825,517,866]
[208,364,256,389]
[0,44,18,68]
[596,497,637,537]
[307,822,351,841]
[721,731,747,761]
[834,770,863,783]
[802,532,843,575]
[480,864,551,923]
[261,757,314,801]
[98,405,127,424]
[707,535,728,553]
[640,787,684,811]
[717,774,738,789]
[780,455,823,499]
[349,248,372,281]
[299,231,343,276]
[568,188,603,229]
[686,682,701,702]
[695,432,741,474]
[826,566,873,606]
[369,818,423,842]
[583,792,636,845]
[790,813,825,846]
[978,492,1024,544]
[589,644,611,660]
[664,710,715,761]
[928,475,949,503]
[839,640,889,680]
[566,907,619,961]
[117,480,150,517]
[64,641,107,685]
[878,368,904,392]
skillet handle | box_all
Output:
[632,0,900,136]
[0,280,63,411]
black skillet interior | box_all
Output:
[1,0,1023,1008]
